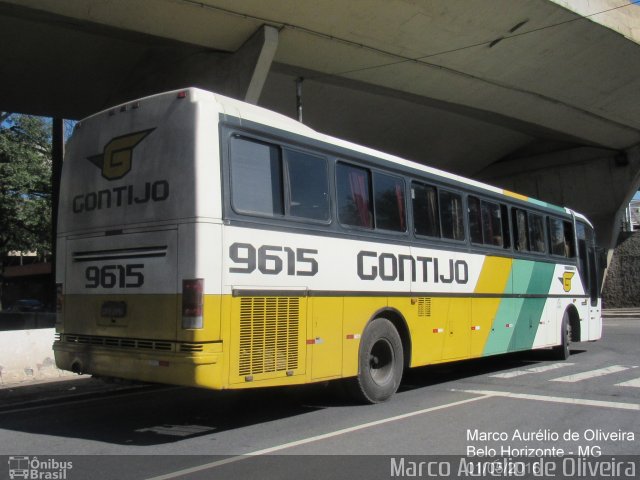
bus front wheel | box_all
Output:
[349,317,404,404]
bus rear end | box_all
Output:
[54,89,226,388]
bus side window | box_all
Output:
[469,196,505,247]
[468,195,483,244]
[512,208,529,252]
[549,216,576,258]
[284,149,330,221]
[440,190,465,241]
[528,212,546,253]
[481,199,503,247]
[563,220,576,257]
[373,172,406,232]
[412,182,440,238]
[336,162,373,229]
[230,136,283,216]
[548,217,565,256]
[500,204,511,249]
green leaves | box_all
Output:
[0,113,52,257]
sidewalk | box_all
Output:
[602,308,640,318]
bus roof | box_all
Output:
[206,89,576,219]
[76,87,580,220]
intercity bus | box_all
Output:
[54,88,603,403]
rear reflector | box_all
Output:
[177,90,188,99]
[182,279,204,329]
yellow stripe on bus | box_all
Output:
[502,189,529,202]
[470,257,512,357]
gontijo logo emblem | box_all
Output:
[87,129,154,180]
[560,271,575,292]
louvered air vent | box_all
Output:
[417,297,432,317]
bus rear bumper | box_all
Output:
[53,341,225,389]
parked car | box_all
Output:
[5,299,46,312]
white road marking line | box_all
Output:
[490,362,574,378]
[550,365,637,383]
[135,425,215,437]
[615,377,640,388]
[454,389,640,411]
[144,394,493,480]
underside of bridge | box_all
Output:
[2,0,640,250]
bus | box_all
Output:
[54,88,603,403]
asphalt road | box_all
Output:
[1,317,638,480]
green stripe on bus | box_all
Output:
[527,197,566,213]
[483,260,556,355]
[509,261,556,351]
[483,259,515,356]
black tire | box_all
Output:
[551,311,572,360]
[348,317,404,404]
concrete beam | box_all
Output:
[103,24,279,107]
[478,146,640,251]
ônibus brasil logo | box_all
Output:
[87,129,154,180]
[8,456,73,479]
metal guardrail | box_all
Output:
[602,309,640,318]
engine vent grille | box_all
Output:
[62,334,173,351]
[180,343,204,353]
[238,297,299,377]
[417,297,432,317]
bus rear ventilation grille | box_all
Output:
[62,334,173,351]
[238,296,300,377]
[180,343,204,353]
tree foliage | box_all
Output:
[0,113,52,257]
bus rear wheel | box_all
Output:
[551,311,572,360]
[349,317,404,404]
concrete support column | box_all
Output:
[109,25,279,107]
[51,118,64,302]
[224,25,279,104]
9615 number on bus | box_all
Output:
[229,243,318,276]
[85,264,145,288]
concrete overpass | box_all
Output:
[2,0,640,249]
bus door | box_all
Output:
[576,222,602,340]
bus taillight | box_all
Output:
[182,279,204,329]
